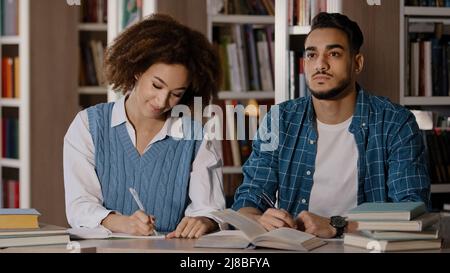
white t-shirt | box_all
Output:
[308,116,358,218]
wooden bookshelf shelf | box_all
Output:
[402,97,450,106]
[0,99,21,107]
[404,6,450,16]
[218,91,275,100]
[0,36,21,45]
[210,15,274,24]
[78,86,108,95]
[0,159,21,169]
[78,23,108,32]
[289,25,311,35]
[431,184,450,194]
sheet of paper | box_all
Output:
[67,226,164,239]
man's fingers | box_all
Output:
[265,209,296,228]
[260,215,286,228]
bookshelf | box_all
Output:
[77,0,158,107]
[400,0,450,106]
[274,0,342,104]
[400,0,450,197]
[206,0,276,175]
[0,0,29,209]
[206,0,275,206]
[77,0,108,109]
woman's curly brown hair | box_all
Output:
[104,14,221,107]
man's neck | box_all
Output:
[312,86,357,125]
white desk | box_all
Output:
[1,238,448,253]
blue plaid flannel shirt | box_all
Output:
[232,87,431,216]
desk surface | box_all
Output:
[1,237,448,253]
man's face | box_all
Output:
[304,28,360,100]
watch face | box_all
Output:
[331,216,346,228]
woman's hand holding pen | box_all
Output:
[101,210,156,236]
[166,216,218,239]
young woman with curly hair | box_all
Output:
[64,14,225,238]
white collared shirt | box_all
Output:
[63,95,226,228]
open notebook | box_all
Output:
[67,226,165,240]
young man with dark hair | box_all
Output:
[232,13,430,239]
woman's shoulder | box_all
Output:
[64,109,91,144]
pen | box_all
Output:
[129,187,160,236]
[260,192,276,209]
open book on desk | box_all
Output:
[67,226,165,240]
[195,209,326,251]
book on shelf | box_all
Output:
[405,0,450,7]
[80,0,108,23]
[289,0,327,27]
[1,57,20,99]
[289,51,308,99]
[195,209,326,251]
[121,0,142,30]
[1,117,19,159]
[213,22,275,93]
[2,179,19,208]
[79,40,105,86]
[423,129,450,184]
[219,0,274,15]
[344,233,441,252]
[1,0,19,36]
[346,202,427,221]
[0,209,40,229]
[407,28,449,97]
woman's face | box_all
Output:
[133,63,189,119]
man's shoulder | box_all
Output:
[366,93,413,121]
[277,96,309,118]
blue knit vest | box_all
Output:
[87,102,202,232]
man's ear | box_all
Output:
[354,53,364,74]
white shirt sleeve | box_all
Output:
[184,138,227,229]
[63,111,115,228]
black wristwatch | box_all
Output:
[330,216,348,238]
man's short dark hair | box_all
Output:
[309,12,364,54]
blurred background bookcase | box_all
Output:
[400,0,450,210]
[207,0,276,206]
[0,0,29,210]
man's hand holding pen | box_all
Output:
[255,192,297,231]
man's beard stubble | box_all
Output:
[307,74,353,100]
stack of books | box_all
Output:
[343,202,442,252]
[0,209,69,248]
